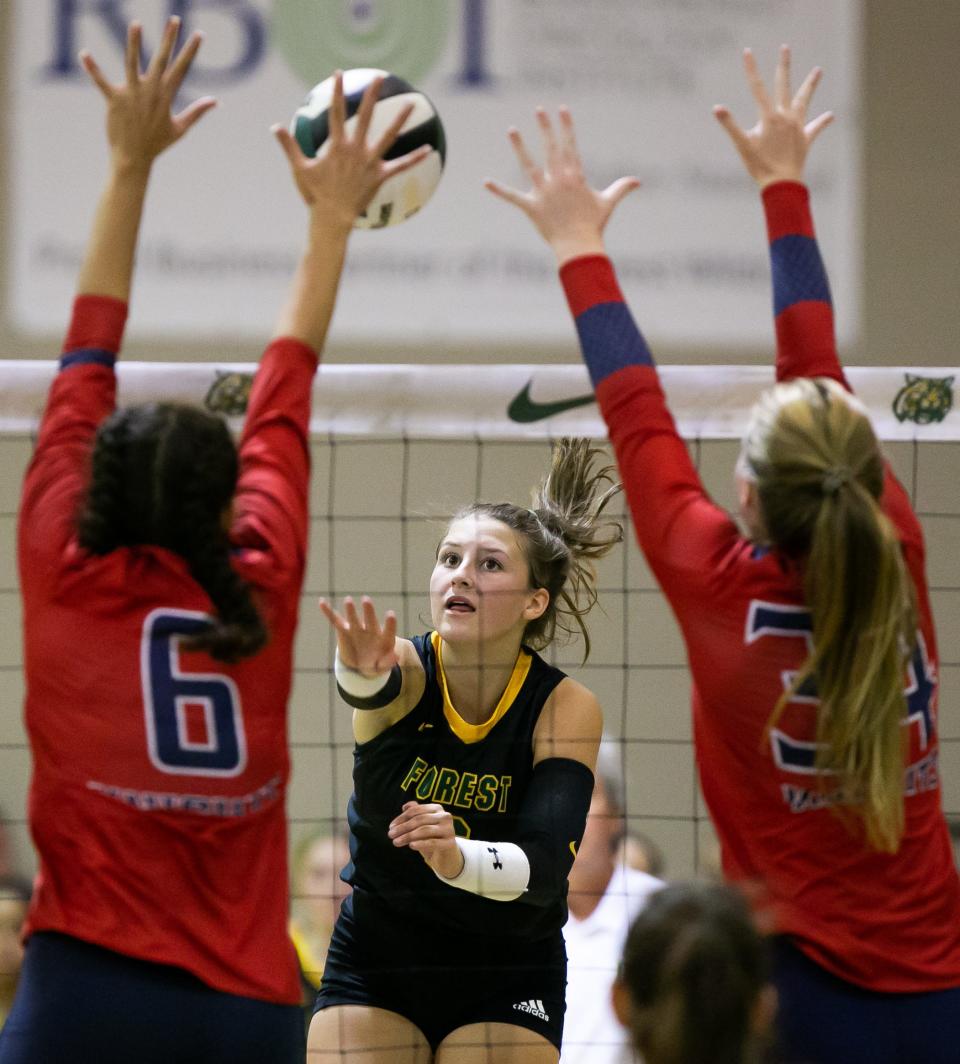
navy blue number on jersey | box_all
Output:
[140,609,248,778]
[745,600,936,773]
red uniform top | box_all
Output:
[559,182,960,992]
[17,294,317,1004]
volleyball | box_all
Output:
[291,68,446,229]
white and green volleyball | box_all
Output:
[291,68,446,229]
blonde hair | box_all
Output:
[740,378,915,853]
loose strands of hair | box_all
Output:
[622,884,767,1064]
[748,379,915,853]
[77,403,267,664]
[456,438,622,661]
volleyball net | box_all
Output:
[1,360,958,1055]
[3,358,957,882]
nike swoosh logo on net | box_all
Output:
[507,381,595,423]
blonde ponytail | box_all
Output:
[742,379,915,852]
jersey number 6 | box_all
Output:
[140,609,248,778]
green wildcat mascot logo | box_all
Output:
[892,374,954,425]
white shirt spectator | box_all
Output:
[561,863,662,1064]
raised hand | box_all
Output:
[272,72,431,229]
[388,801,464,879]
[713,45,834,189]
[485,107,640,265]
[319,595,399,677]
[80,17,216,172]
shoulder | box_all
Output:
[532,676,602,770]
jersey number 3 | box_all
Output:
[141,609,248,778]
[746,601,936,774]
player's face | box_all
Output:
[430,516,548,648]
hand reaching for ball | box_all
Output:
[272,71,432,230]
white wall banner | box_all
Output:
[9,1,861,346]
[4,362,954,442]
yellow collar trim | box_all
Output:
[431,631,532,744]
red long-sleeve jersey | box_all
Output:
[17,294,317,1004]
[559,182,960,992]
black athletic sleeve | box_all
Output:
[514,757,595,907]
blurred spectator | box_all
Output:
[289,830,351,1009]
[613,882,776,1064]
[0,876,31,1031]
[562,739,662,1064]
[617,830,666,879]
[949,820,960,870]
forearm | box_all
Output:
[762,180,843,384]
[435,757,594,906]
[272,212,351,349]
[76,161,151,302]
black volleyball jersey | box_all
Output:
[344,632,568,941]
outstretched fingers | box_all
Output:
[370,99,414,159]
[164,28,205,97]
[557,106,582,170]
[173,95,217,136]
[352,74,384,145]
[536,106,560,170]
[79,50,113,98]
[124,21,143,87]
[272,123,306,167]
[774,43,791,111]
[328,71,346,145]
[318,597,350,632]
[805,110,835,143]
[147,15,180,80]
[793,65,824,116]
[712,104,752,159]
[483,177,531,212]
[508,127,543,186]
[601,175,641,211]
[382,143,431,181]
[742,47,772,114]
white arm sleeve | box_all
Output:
[433,837,531,902]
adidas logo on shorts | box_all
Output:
[512,998,550,1022]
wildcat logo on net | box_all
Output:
[205,371,254,417]
[892,374,954,425]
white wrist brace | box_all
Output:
[334,649,391,698]
[434,838,530,902]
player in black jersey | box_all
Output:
[310,439,621,1063]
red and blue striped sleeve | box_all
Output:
[18,296,127,581]
[763,181,845,387]
[763,182,921,550]
[559,255,738,597]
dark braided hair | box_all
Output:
[620,883,769,1064]
[454,438,622,660]
[77,403,267,662]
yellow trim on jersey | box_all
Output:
[432,631,532,744]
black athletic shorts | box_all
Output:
[0,932,304,1064]
[314,892,566,1051]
